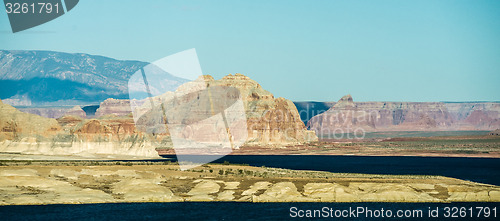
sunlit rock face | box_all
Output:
[95,98,132,118]
[207,74,317,145]
[17,106,86,119]
[0,73,317,158]
[308,95,500,137]
[0,99,159,158]
[0,99,60,138]
[64,106,86,118]
[104,73,318,146]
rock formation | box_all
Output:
[490,129,500,136]
[1,165,498,205]
[0,99,159,158]
[444,102,500,130]
[19,105,97,119]
[95,98,132,118]
[17,107,70,119]
[64,106,86,118]
[0,73,319,158]
[209,74,317,144]
[95,74,317,145]
[308,95,500,138]
[0,99,60,140]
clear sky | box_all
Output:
[1,0,499,102]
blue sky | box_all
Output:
[1,0,499,102]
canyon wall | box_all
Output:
[0,100,159,158]
[17,106,87,119]
[0,99,60,139]
[95,99,132,118]
[209,74,317,144]
[308,95,500,137]
[0,74,318,158]
[96,74,318,145]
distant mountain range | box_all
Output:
[0,50,186,106]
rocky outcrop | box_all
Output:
[444,102,500,130]
[17,107,69,119]
[17,106,87,119]
[210,74,317,144]
[308,95,500,137]
[0,99,60,140]
[95,74,317,145]
[0,99,159,158]
[490,129,500,136]
[65,106,86,118]
[95,98,132,118]
[1,166,498,205]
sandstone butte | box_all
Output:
[308,94,500,136]
[0,74,317,158]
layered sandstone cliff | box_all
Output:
[0,99,60,140]
[95,99,132,118]
[308,95,500,137]
[209,74,317,144]
[0,74,317,158]
[100,74,317,146]
[0,99,159,158]
[65,106,86,118]
[17,106,87,119]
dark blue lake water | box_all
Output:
[1,202,498,221]
[161,155,500,186]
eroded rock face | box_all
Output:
[490,129,500,136]
[17,107,68,119]
[18,106,87,119]
[210,74,317,144]
[308,95,500,137]
[253,182,313,202]
[95,98,132,118]
[65,106,86,118]
[0,99,160,158]
[94,74,318,145]
[1,166,499,205]
[0,99,60,139]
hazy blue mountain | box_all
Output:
[0,50,187,106]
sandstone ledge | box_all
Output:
[0,163,498,205]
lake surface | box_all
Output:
[161,155,500,186]
[1,202,498,221]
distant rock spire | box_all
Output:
[333,94,355,109]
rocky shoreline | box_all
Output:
[1,163,498,205]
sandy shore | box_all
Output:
[0,162,499,205]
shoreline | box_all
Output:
[1,163,499,205]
